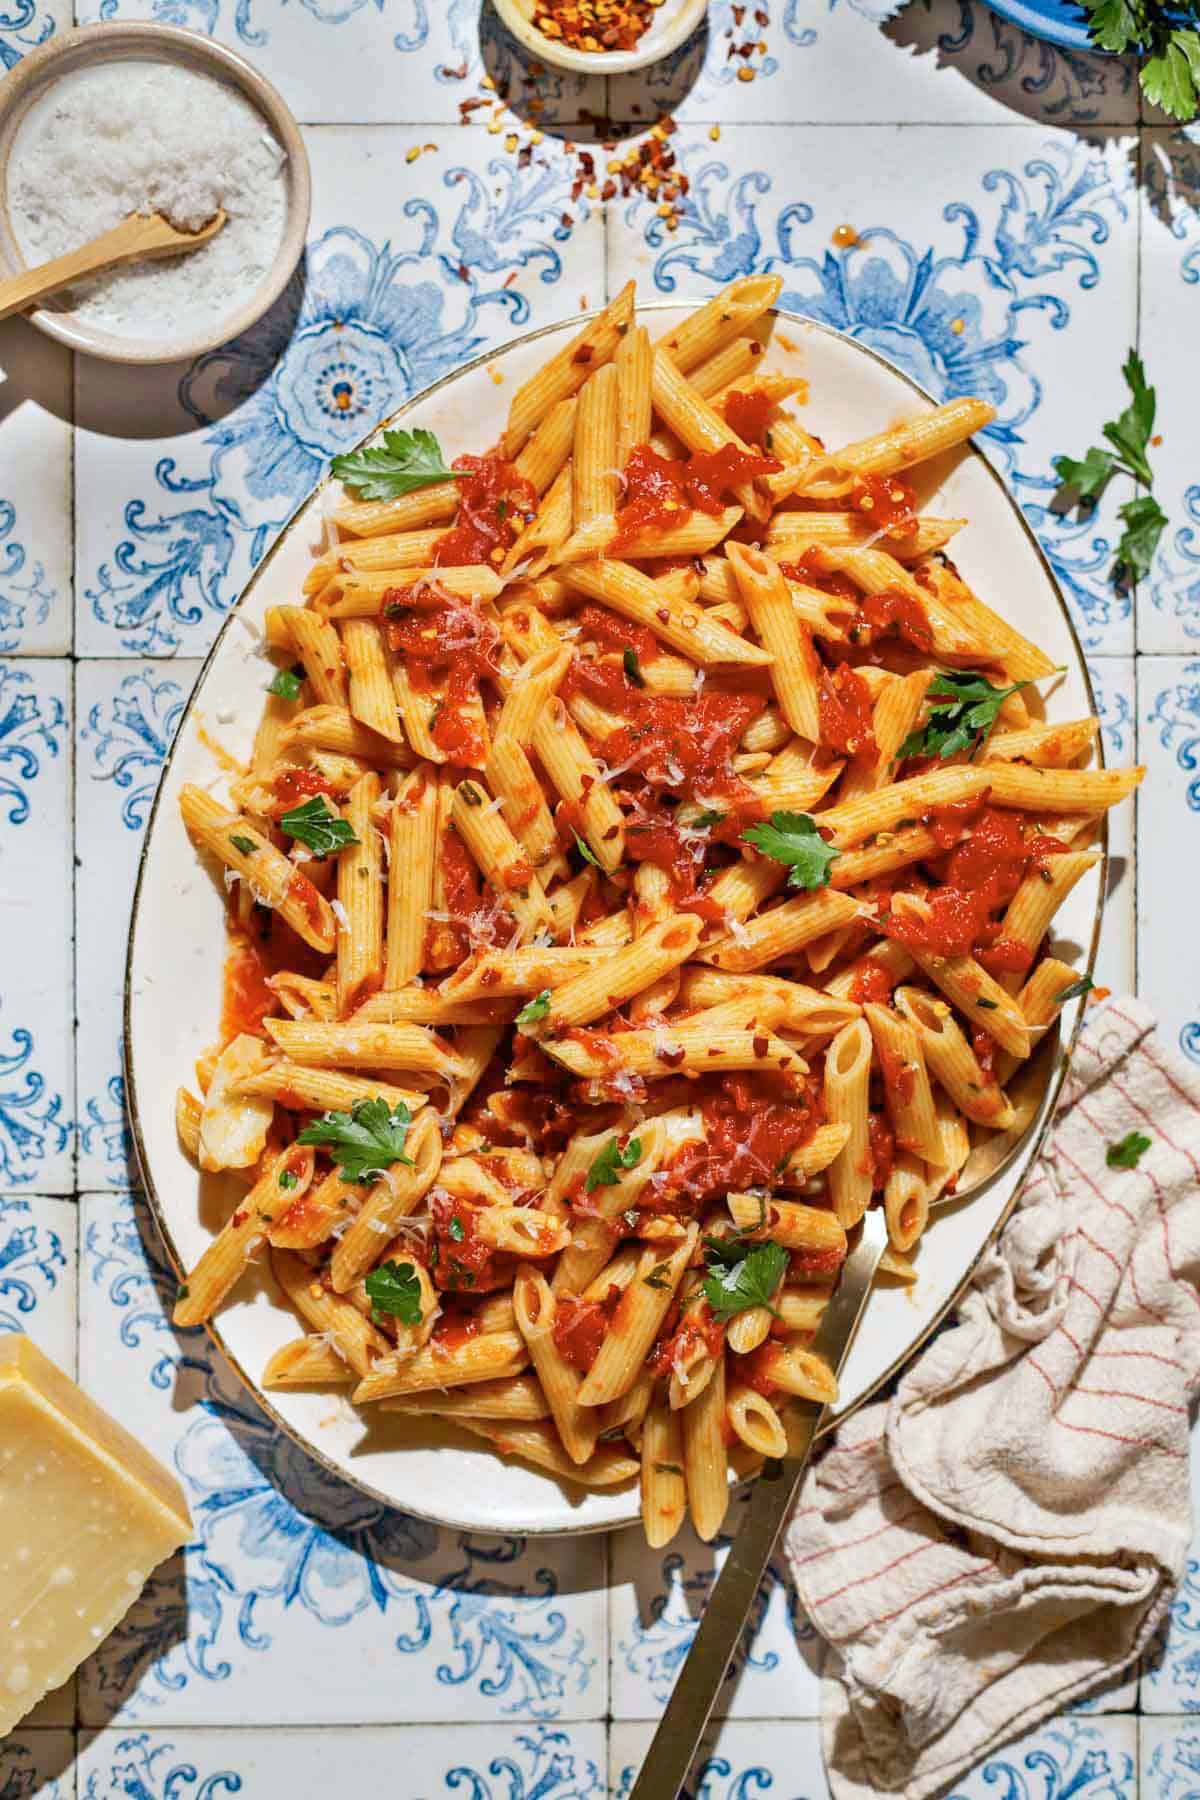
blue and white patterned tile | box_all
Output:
[0,318,72,657]
[1136,657,1200,1075]
[609,0,1137,128]
[0,0,65,69]
[611,1718,826,1797]
[609,1497,821,1720]
[1139,129,1200,655]
[75,661,199,1188]
[1086,657,1136,998]
[74,124,604,660]
[69,2,603,129]
[1138,1407,1200,1713]
[608,122,1138,655]
[612,1713,1135,1799]
[77,1724,605,1799]
[0,1731,76,1799]
[76,1189,608,1727]
[1142,1715,1200,1795]
[0,659,73,1194]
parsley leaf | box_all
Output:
[448,1216,465,1242]
[278,1169,298,1190]
[516,989,552,1027]
[896,670,1032,763]
[1116,493,1169,583]
[587,1135,643,1193]
[1106,1130,1152,1169]
[297,1097,414,1183]
[655,1461,684,1476]
[702,1238,788,1320]
[331,428,465,502]
[643,1262,672,1290]
[693,809,725,828]
[1142,28,1200,119]
[280,795,359,858]
[1081,0,1141,52]
[268,663,306,701]
[1105,349,1157,485]
[1055,974,1095,1004]
[574,831,603,870]
[741,810,840,890]
[1054,444,1116,504]
[230,834,257,856]
[364,1259,424,1326]
[623,647,645,688]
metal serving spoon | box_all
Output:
[629,1021,1063,1800]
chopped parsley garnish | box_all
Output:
[280,795,359,858]
[701,1237,788,1320]
[1078,0,1200,119]
[364,1259,424,1326]
[623,647,645,688]
[448,1216,465,1242]
[278,1169,298,1190]
[742,810,840,890]
[896,670,1033,763]
[976,998,998,1010]
[1055,351,1169,583]
[574,831,603,870]
[655,1462,684,1476]
[1056,975,1095,1005]
[693,809,725,828]
[516,989,552,1027]
[230,834,257,856]
[643,1262,672,1290]
[297,1097,413,1183]
[331,427,465,501]
[587,1135,643,1193]
[1106,1130,1152,1170]
[268,663,306,701]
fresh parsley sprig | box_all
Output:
[1106,1129,1152,1169]
[297,1097,414,1184]
[364,1259,424,1326]
[280,795,360,858]
[701,1235,788,1320]
[895,670,1033,764]
[741,811,840,890]
[1054,350,1169,585]
[331,427,465,501]
[516,989,551,1027]
[268,664,306,701]
[586,1135,643,1193]
[1079,0,1200,119]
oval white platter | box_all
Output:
[126,304,1102,1535]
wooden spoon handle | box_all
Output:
[0,210,225,323]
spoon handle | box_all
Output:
[0,212,222,322]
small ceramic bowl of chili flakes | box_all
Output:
[491,0,708,73]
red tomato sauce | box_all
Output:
[220,934,281,1045]
[429,1194,509,1294]
[817,662,877,758]
[731,1343,780,1399]
[426,829,508,968]
[884,804,1064,963]
[432,454,536,568]
[646,1301,725,1378]
[384,586,501,765]
[622,788,759,917]
[272,766,338,813]
[552,1284,622,1373]
[287,869,326,934]
[578,604,660,666]
[722,388,774,448]
[866,1112,895,1190]
[847,957,899,1004]
[611,442,782,549]
[845,590,935,657]
[851,473,918,540]
[777,547,859,605]
[789,1244,847,1279]
[661,1075,822,1212]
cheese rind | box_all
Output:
[0,1335,192,1734]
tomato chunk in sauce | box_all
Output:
[660,1075,822,1213]
[383,585,500,766]
[611,442,781,550]
[884,801,1064,965]
[432,454,536,569]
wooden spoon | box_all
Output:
[0,208,226,323]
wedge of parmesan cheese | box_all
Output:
[0,1335,191,1733]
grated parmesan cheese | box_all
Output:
[8,60,288,340]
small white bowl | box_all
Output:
[0,22,311,365]
[491,0,708,74]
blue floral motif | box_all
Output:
[95,0,427,50]
[0,1743,69,1800]
[1149,485,1200,640]
[82,1735,241,1800]
[1148,664,1200,814]
[0,501,57,651]
[0,1196,67,1333]
[0,662,66,825]
[1145,1555,1200,1708]
[0,1026,70,1189]
[0,0,54,71]
[439,1729,604,1800]
[893,0,1135,123]
[86,174,582,653]
[615,1759,790,1800]
[1146,1726,1200,1797]
[943,1719,1133,1799]
[1085,663,1133,760]
[84,1193,595,1718]
[616,1538,812,1705]
[636,136,1129,648]
[78,1067,134,1177]
[82,670,189,831]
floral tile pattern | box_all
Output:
[0,0,1192,1788]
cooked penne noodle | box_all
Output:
[727,1382,788,1460]
[893,985,1016,1128]
[233,1062,426,1116]
[640,1393,688,1547]
[262,1335,355,1388]
[681,1355,730,1541]
[180,785,337,954]
[272,1248,391,1379]
[824,1018,873,1228]
[264,1017,467,1078]
[337,773,384,1015]
[864,1002,943,1164]
[381,1375,551,1421]
[175,1148,315,1328]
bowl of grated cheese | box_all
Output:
[0,23,310,363]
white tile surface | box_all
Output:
[0,317,72,655]
[1142,1715,1200,1793]
[1137,657,1200,1067]
[1088,656,1137,996]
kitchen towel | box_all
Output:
[787,997,1200,1800]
